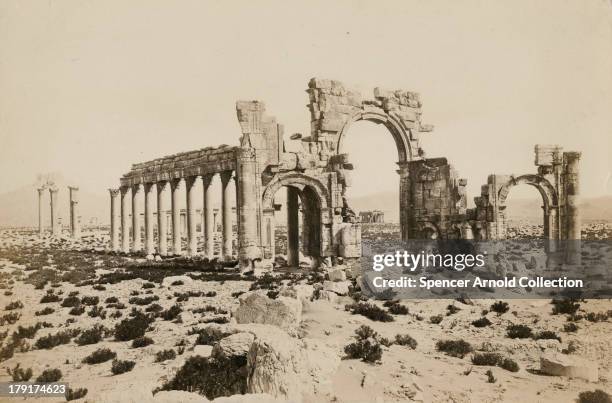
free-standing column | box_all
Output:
[202,174,214,258]
[156,181,169,256]
[236,148,261,267]
[220,171,233,259]
[49,187,60,236]
[131,184,143,253]
[120,186,130,253]
[170,178,183,255]
[144,183,155,256]
[37,188,45,236]
[68,186,80,239]
[287,186,300,267]
[564,152,581,264]
[186,176,198,256]
[397,163,411,241]
[109,189,120,251]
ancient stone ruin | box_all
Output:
[110,78,581,268]
[37,182,81,239]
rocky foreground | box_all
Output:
[0,229,610,402]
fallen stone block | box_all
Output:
[233,292,302,333]
[323,280,350,296]
[540,352,598,381]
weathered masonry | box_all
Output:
[110,78,581,267]
[37,184,81,239]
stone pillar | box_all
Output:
[170,178,183,255]
[49,187,60,236]
[287,186,300,267]
[109,189,120,251]
[37,188,45,236]
[564,152,581,264]
[144,183,155,256]
[262,209,276,260]
[236,148,261,267]
[213,209,219,231]
[397,163,411,240]
[202,174,214,258]
[186,176,198,256]
[131,184,142,253]
[220,171,233,259]
[120,186,130,253]
[156,181,169,256]
[68,186,81,239]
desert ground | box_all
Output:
[0,223,611,403]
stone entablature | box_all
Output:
[120,145,238,187]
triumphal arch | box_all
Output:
[110,79,581,268]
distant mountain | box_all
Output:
[349,191,612,224]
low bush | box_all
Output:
[436,339,473,358]
[36,368,62,383]
[111,359,136,375]
[500,357,520,372]
[387,303,409,315]
[105,296,119,304]
[114,312,154,341]
[61,296,81,308]
[35,307,55,316]
[578,390,612,403]
[563,323,579,332]
[506,324,533,339]
[161,304,182,321]
[155,349,177,362]
[7,363,33,381]
[471,317,492,328]
[5,301,24,310]
[81,296,99,306]
[344,325,383,363]
[395,334,417,349]
[75,325,106,346]
[534,330,561,342]
[40,294,61,303]
[82,348,116,364]
[472,352,501,366]
[345,303,394,322]
[12,324,42,341]
[429,314,443,324]
[490,301,509,315]
[486,369,496,383]
[551,298,580,315]
[446,305,461,316]
[66,387,88,401]
[35,330,79,350]
[69,305,85,316]
[132,336,154,348]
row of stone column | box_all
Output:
[109,172,234,258]
[37,186,80,238]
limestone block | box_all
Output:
[212,332,256,360]
[540,353,598,381]
[327,267,347,282]
[323,280,350,296]
[233,292,302,333]
[193,344,213,357]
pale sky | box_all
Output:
[1,0,611,202]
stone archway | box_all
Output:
[261,172,332,265]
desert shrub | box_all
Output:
[344,325,383,363]
[69,305,85,316]
[82,348,116,364]
[75,325,106,346]
[7,363,33,381]
[36,368,62,383]
[132,336,154,348]
[142,282,155,289]
[395,334,417,349]
[500,357,520,372]
[471,317,492,328]
[429,314,443,324]
[110,310,123,319]
[446,305,461,316]
[12,324,42,341]
[578,390,612,403]
[92,284,106,291]
[506,324,533,339]
[114,311,154,341]
[387,302,409,315]
[155,349,177,362]
[486,369,496,383]
[81,296,99,306]
[171,280,184,286]
[40,294,61,303]
[35,307,55,316]
[472,352,502,366]
[562,340,579,354]
[61,296,81,308]
[534,330,561,342]
[129,295,159,306]
[585,312,609,323]
[563,322,579,332]
[161,304,182,321]
[436,339,473,358]
[345,303,394,322]
[0,312,21,326]
[35,329,79,350]
[145,303,164,313]
[192,326,233,346]
[66,387,88,401]
[490,301,509,315]
[551,298,580,315]
[111,359,136,375]
[5,300,24,310]
[201,316,229,324]
[88,305,106,319]
[105,296,119,304]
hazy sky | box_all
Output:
[1,0,611,202]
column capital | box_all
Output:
[201,173,214,188]
[185,175,199,188]
[132,183,143,193]
[170,177,184,190]
[49,186,59,194]
[220,170,233,186]
[156,180,169,191]
[120,185,130,195]
[143,182,155,192]
[37,188,46,195]
[68,186,79,191]
[109,188,121,197]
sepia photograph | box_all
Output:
[0,1,611,402]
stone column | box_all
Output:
[397,163,411,241]
[202,174,214,258]
[131,184,143,253]
[37,188,45,236]
[564,152,581,264]
[156,181,169,256]
[185,176,198,256]
[144,183,155,256]
[109,189,120,251]
[220,171,233,259]
[287,186,300,267]
[236,148,261,267]
[262,209,276,260]
[49,187,60,236]
[120,186,130,253]
[170,178,183,255]
[68,186,81,239]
